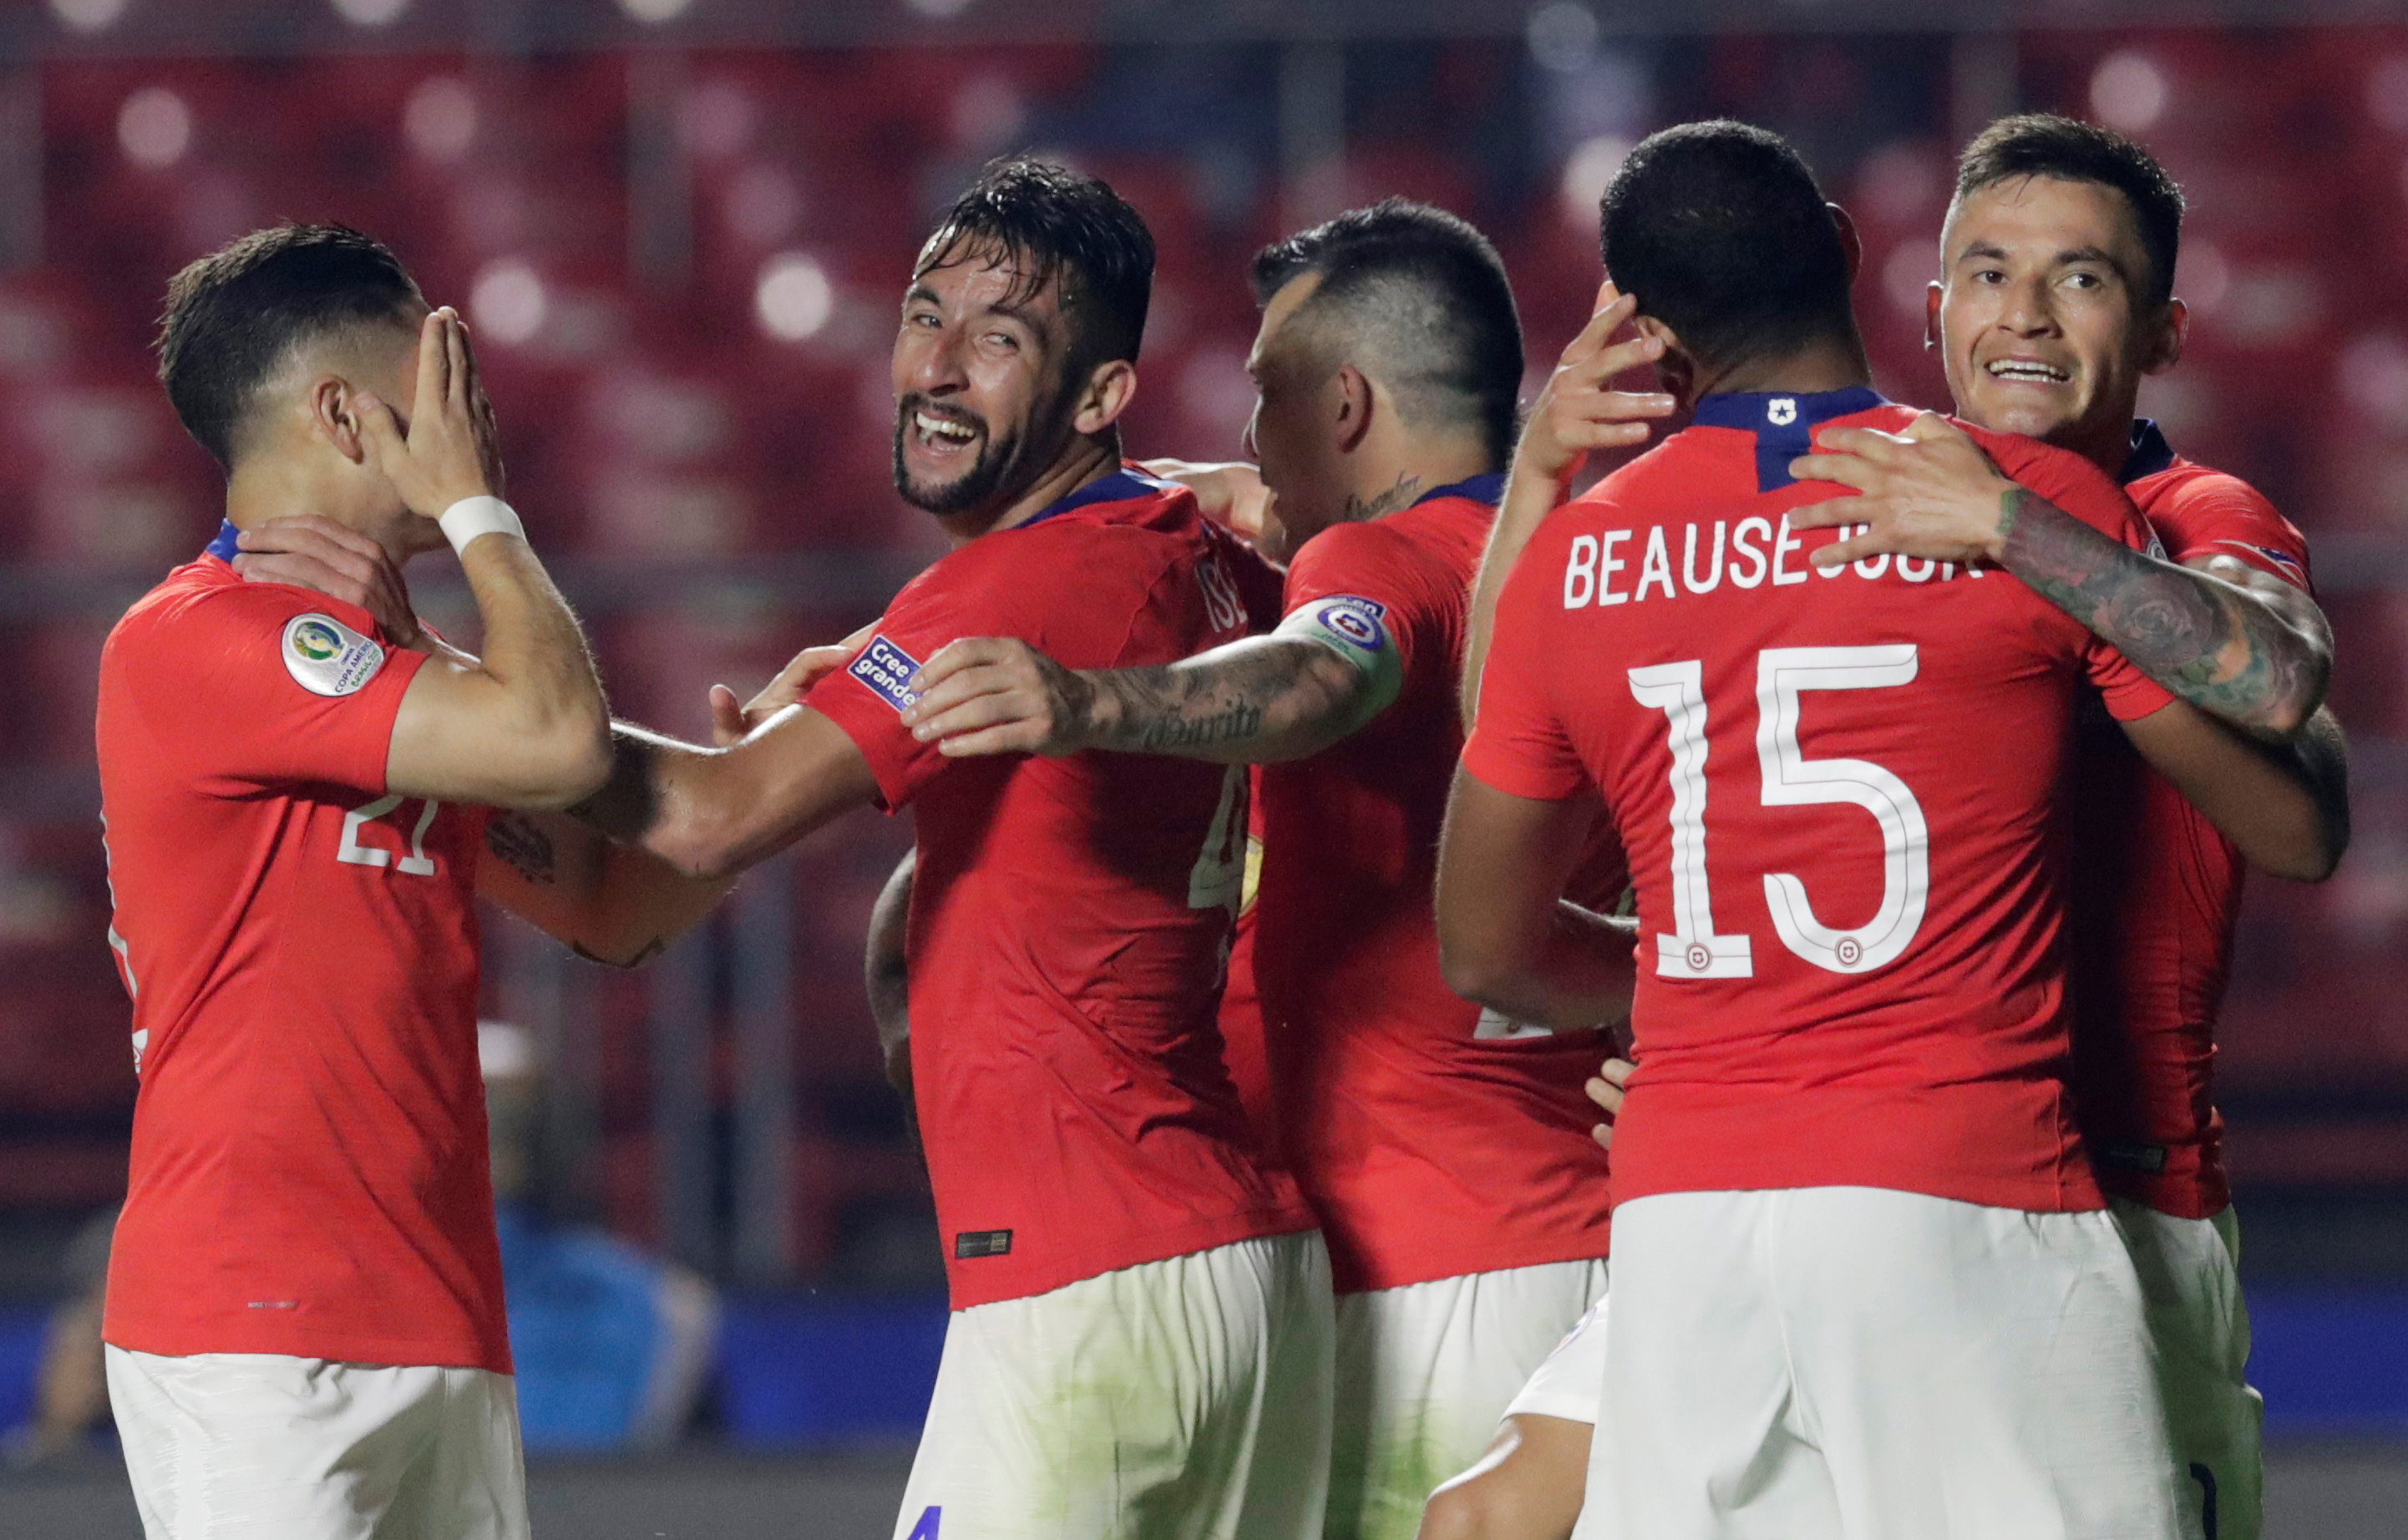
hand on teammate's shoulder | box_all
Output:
[231,514,423,651]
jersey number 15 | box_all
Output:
[1631,645,1929,980]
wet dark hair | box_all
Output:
[1250,198,1525,469]
[1954,112,2186,308]
[1599,120,1854,372]
[915,156,1154,382]
[156,223,424,471]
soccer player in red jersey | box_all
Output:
[566,160,1329,1540]
[1437,121,2316,1540]
[95,227,726,1539]
[1422,119,2346,1540]
[902,201,1663,1540]
[1782,114,2348,1540]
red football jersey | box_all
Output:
[2065,421,2314,1218]
[805,469,1316,1310]
[1463,391,2176,1213]
[95,533,508,1373]
[1251,479,1616,1294]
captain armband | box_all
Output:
[1275,594,1405,718]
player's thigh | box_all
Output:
[378,1368,529,1540]
[892,1234,1330,1540]
[1331,1260,1607,1540]
[1417,1414,1592,1540]
[106,1348,441,1540]
[1593,1193,1839,1540]
[1782,1188,2191,1540]
[2114,1199,2262,1540]
[1225,1231,1336,1540]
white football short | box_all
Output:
[1500,1293,1607,1426]
[2113,1198,2262,1540]
[1326,1258,1610,1540]
[1589,1187,2196,1540]
[105,1345,528,1540]
[891,1230,1336,1540]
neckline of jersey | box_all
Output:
[2121,418,2176,485]
[1690,384,1887,433]
[1691,386,1888,494]
[1411,472,1506,509]
[1011,466,1179,531]
[205,519,241,563]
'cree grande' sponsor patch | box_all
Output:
[281,613,386,697]
[849,635,925,713]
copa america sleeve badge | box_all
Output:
[281,612,387,697]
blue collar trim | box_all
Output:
[1017,468,1176,529]
[2121,418,2177,484]
[1693,386,1888,494]
[205,519,242,562]
[1412,472,1507,509]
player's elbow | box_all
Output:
[2258,828,2343,884]
[508,722,614,811]
[1437,928,1522,1016]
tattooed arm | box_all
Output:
[474,806,734,968]
[899,605,1405,766]
[1789,414,2329,740]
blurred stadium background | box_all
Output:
[1,0,2405,1533]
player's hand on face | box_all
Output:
[1586,1056,1634,1152]
[1514,281,1676,487]
[1787,411,2018,570]
[707,643,856,747]
[353,306,507,524]
[900,637,1097,758]
[232,514,423,651]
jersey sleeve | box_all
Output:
[2143,471,2313,593]
[1459,524,1589,801]
[1281,519,1451,678]
[1988,433,2180,724]
[131,582,427,795]
[804,544,1109,812]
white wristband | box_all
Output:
[439,495,524,556]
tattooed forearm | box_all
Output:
[484,813,558,884]
[1997,489,2325,738]
[1089,639,1365,764]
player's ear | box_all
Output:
[1331,364,1374,454]
[1629,315,1694,403]
[1828,202,1863,283]
[1069,357,1138,438]
[2141,296,2187,375]
[310,376,371,465]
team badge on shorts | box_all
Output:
[1313,595,1390,653]
[850,635,925,712]
[281,613,386,697]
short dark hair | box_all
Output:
[1954,113,2186,308]
[916,156,1154,381]
[1599,120,1854,372]
[1250,198,1525,469]
[156,223,424,471]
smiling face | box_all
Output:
[1934,175,2183,468]
[890,241,1080,521]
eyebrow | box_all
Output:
[902,281,1041,329]
[1953,239,2128,275]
